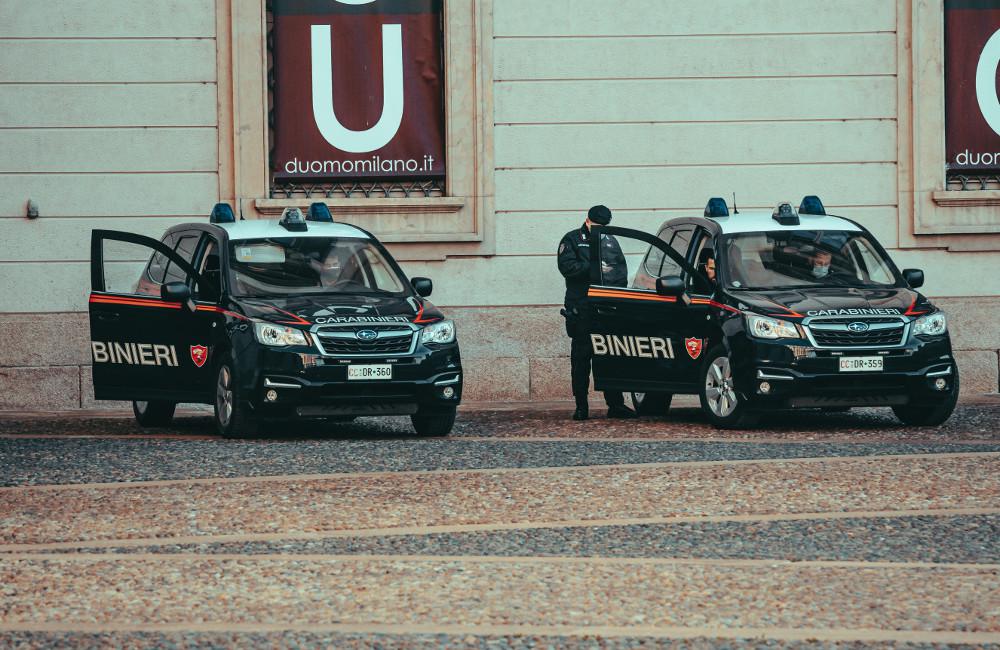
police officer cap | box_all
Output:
[588,205,612,225]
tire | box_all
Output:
[132,400,176,427]
[214,362,260,438]
[892,368,960,426]
[821,407,852,413]
[698,345,758,429]
[630,391,673,416]
[411,407,456,437]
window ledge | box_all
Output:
[931,190,1000,208]
[256,196,466,216]
[255,196,481,244]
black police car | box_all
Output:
[89,203,462,437]
[584,196,958,429]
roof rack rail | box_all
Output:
[279,207,308,232]
[772,202,800,226]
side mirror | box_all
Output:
[655,275,685,297]
[411,277,433,297]
[161,282,194,311]
[902,268,924,289]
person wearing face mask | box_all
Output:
[557,205,636,421]
[810,249,833,279]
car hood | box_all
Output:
[727,286,930,319]
[232,294,444,326]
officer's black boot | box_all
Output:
[607,405,638,419]
[572,397,589,421]
[605,393,638,419]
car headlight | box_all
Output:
[746,314,800,339]
[913,311,947,336]
[420,319,456,345]
[254,322,310,347]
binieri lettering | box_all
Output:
[590,334,674,359]
[91,341,178,367]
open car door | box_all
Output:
[586,226,713,394]
[89,229,215,402]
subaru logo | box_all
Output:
[356,330,378,341]
[847,322,870,333]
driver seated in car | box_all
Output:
[697,248,717,289]
[809,249,834,279]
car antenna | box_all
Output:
[732,192,739,215]
[238,200,245,221]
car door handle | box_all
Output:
[96,312,120,322]
[596,306,617,315]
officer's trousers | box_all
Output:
[569,326,625,408]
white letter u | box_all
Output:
[311,24,404,153]
[976,28,1000,138]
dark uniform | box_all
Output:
[557,205,634,419]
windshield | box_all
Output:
[228,237,407,297]
[720,230,900,290]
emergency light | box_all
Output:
[209,203,236,224]
[799,195,826,216]
[307,202,334,223]
[772,202,800,226]
[279,207,308,232]
[704,197,730,218]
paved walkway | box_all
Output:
[1,401,998,648]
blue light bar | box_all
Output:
[704,197,730,218]
[209,203,236,224]
[307,202,333,222]
[799,195,826,216]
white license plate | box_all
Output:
[838,356,883,372]
[347,364,392,380]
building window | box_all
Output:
[900,0,1000,242]
[943,1,1000,192]
[221,0,495,254]
[266,0,446,200]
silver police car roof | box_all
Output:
[217,220,371,241]
[710,211,862,235]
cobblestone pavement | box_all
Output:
[1,401,998,648]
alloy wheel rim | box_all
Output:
[135,401,148,414]
[633,392,645,408]
[216,366,233,427]
[705,356,738,418]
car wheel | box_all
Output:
[214,362,259,438]
[411,407,456,437]
[698,345,758,429]
[630,391,673,416]
[132,400,176,427]
[892,368,960,426]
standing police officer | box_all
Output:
[557,205,637,421]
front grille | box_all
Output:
[806,318,906,348]
[315,325,414,356]
[811,329,904,347]
[317,335,412,355]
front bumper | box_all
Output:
[235,343,463,417]
[730,335,957,409]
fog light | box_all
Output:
[759,381,771,395]
[442,386,455,399]
[265,389,279,402]
[933,378,947,391]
